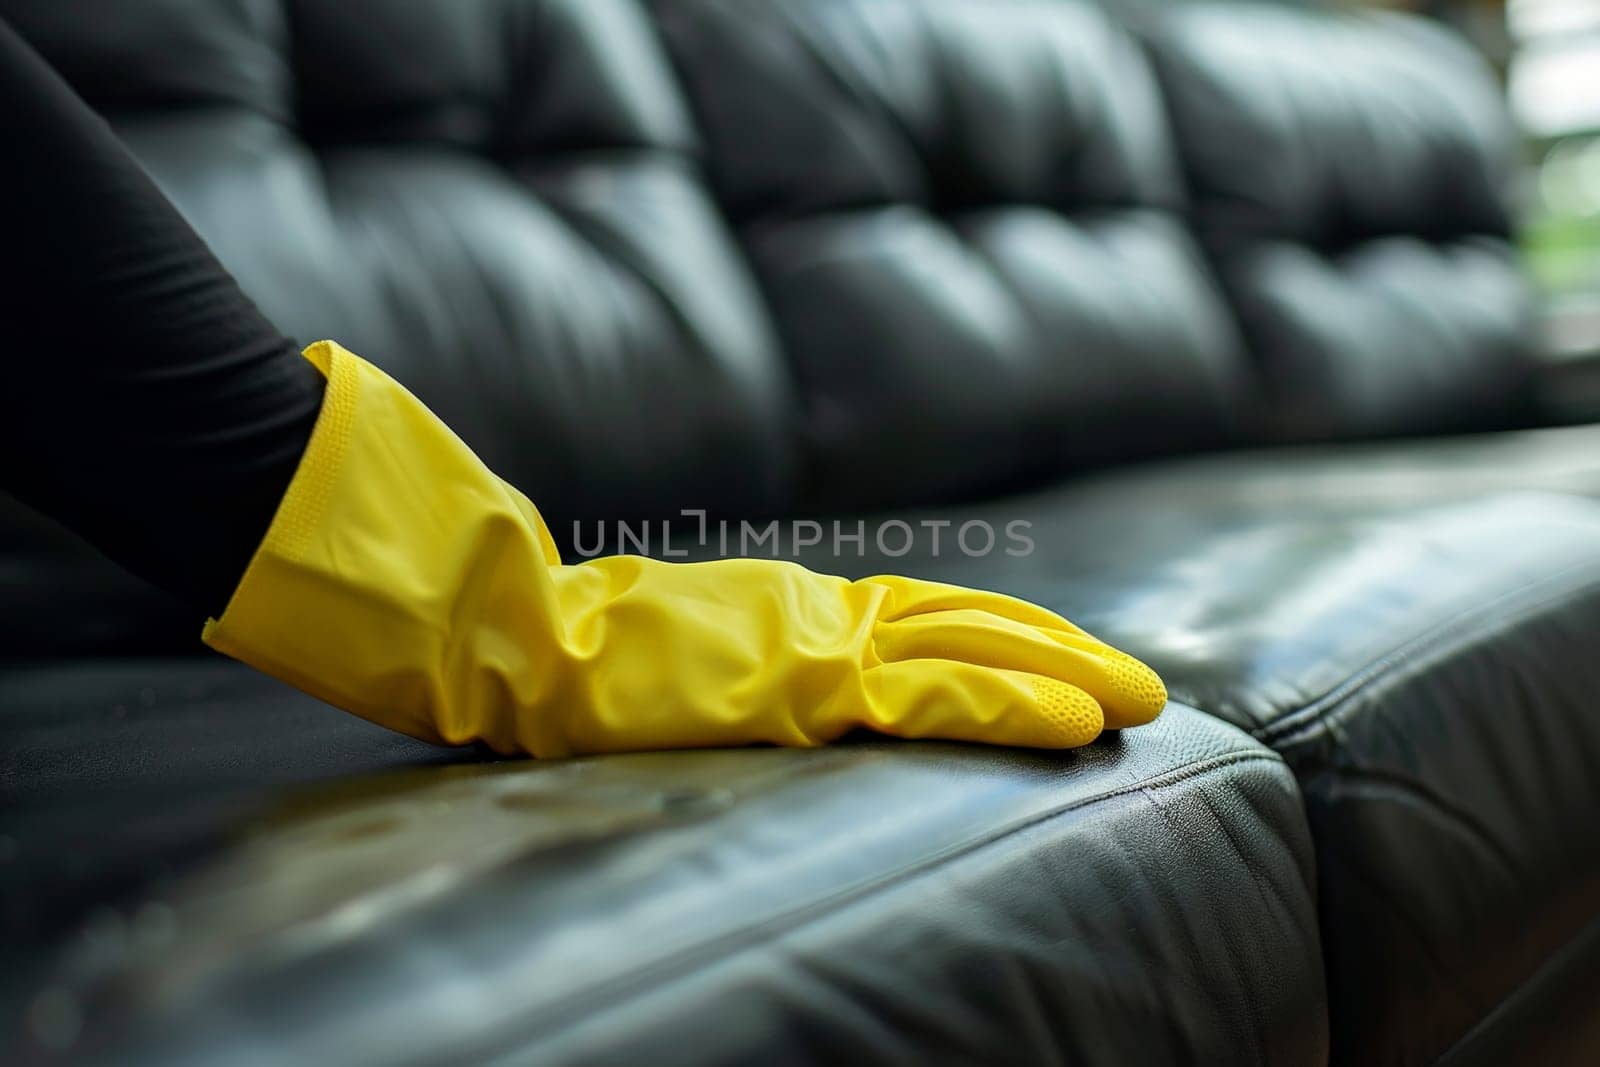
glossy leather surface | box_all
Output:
[777,486,1600,1065]
[655,0,1250,509]
[1145,5,1536,441]
[1,0,1596,1062]
[1,661,1322,1066]
[11,463,1600,1063]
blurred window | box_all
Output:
[1508,1,1599,305]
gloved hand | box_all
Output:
[204,342,1166,757]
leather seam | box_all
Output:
[1311,765,1522,883]
[1253,558,1600,748]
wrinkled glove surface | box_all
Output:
[205,342,1166,757]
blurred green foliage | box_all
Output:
[1523,211,1600,296]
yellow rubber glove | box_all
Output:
[203,341,1166,757]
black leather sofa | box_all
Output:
[3,1,1599,1064]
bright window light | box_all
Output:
[1510,41,1600,137]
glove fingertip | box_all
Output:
[1027,676,1105,749]
[1098,649,1168,729]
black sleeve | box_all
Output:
[0,17,325,616]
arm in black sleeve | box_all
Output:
[0,17,324,616]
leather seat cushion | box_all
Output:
[1,661,1321,1065]
[8,438,1600,1063]
[772,474,1600,1064]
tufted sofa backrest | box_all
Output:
[1143,4,1536,441]
[5,0,1533,518]
[652,0,1252,511]
[0,0,1543,657]
[1,0,797,529]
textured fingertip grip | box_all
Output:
[1098,648,1168,728]
[1030,677,1105,748]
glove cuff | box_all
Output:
[203,341,566,753]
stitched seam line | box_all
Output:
[1256,558,1600,748]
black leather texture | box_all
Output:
[1,661,1322,1066]
[1145,4,1537,442]
[776,484,1600,1066]
[654,0,1251,509]
[1,1,1595,1064]
[14,450,1600,1064]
